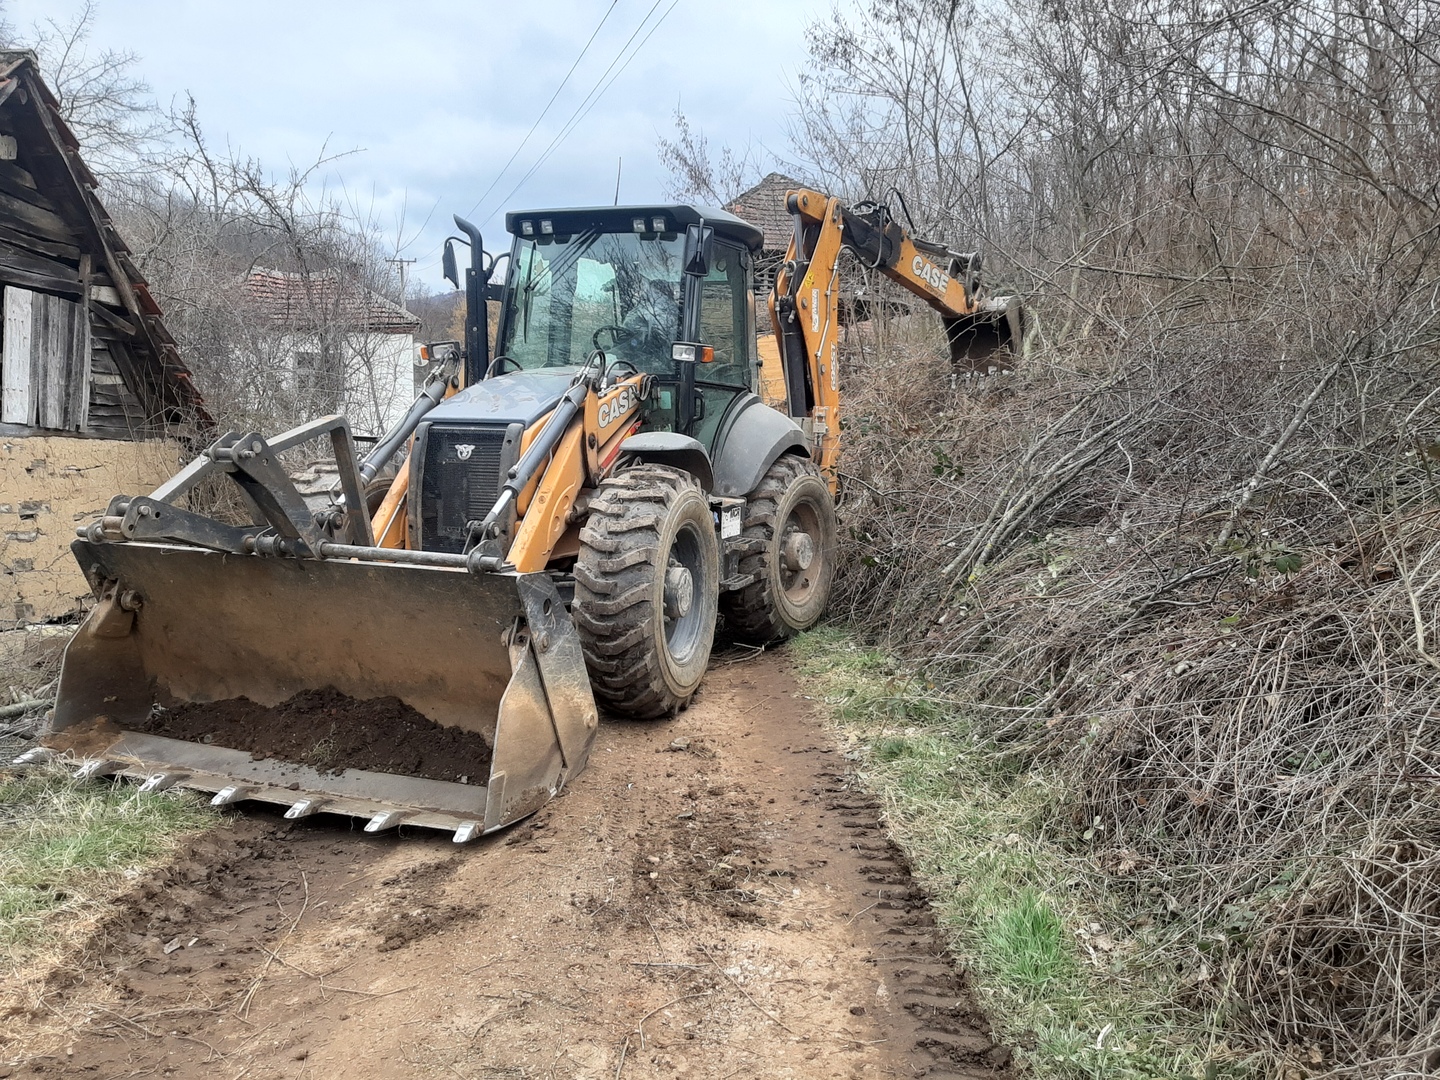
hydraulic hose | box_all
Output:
[476,381,590,538]
[359,359,456,484]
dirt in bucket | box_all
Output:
[134,688,493,783]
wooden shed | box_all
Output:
[0,50,208,626]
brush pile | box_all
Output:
[794,0,1440,1067]
[832,314,1440,1070]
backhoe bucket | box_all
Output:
[35,540,598,841]
[943,295,1025,375]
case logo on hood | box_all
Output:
[455,443,475,461]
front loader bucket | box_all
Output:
[943,295,1025,375]
[35,540,598,841]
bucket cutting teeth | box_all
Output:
[138,771,186,792]
[74,758,123,780]
[11,747,54,766]
[452,821,481,844]
[210,785,249,807]
[285,798,324,819]
[364,810,403,833]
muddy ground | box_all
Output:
[2,649,1008,1080]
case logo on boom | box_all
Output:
[598,384,638,427]
[912,254,950,295]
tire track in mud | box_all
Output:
[816,780,1011,1074]
[3,650,1008,1079]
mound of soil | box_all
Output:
[136,688,493,783]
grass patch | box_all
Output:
[985,889,1073,995]
[0,767,216,971]
[791,626,1250,1080]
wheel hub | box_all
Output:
[782,530,815,572]
[664,565,694,619]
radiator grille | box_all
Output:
[420,425,509,553]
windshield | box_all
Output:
[499,230,684,372]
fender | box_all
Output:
[618,432,714,492]
[710,398,808,499]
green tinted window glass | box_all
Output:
[500,231,683,372]
[695,242,749,388]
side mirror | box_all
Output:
[442,239,459,289]
[683,222,714,277]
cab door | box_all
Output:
[687,240,754,453]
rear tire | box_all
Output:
[721,454,836,643]
[574,465,719,719]
[363,471,398,518]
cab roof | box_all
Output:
[504,204,765,253]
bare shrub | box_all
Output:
[803,2,1440,1069]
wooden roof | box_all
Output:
[724,172,803,254]
[0,50,209,431]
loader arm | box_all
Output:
[768,188,1025,488]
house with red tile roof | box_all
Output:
[241,266,421,439]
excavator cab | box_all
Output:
[490,206,762,457]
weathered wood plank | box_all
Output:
[0,242,79,288]
[0,188,77,244]
[81,411,148,439]
[74,256,91,430]
[0,219,79,262]
[88,300,139,337]
[2,284,33,423]
[0,262,82,298]
[31,292,73,428]
[0,161,55,209]
[12,292,89,432]
[0,419,156,441]
[89,343,120,373]
[87,333,145,437]
[0,160,39,189]
[99,337,150,413]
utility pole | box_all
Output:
[386,257,417,309]
[613,157,622,206]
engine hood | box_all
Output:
[426,369,577,427]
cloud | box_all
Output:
[17,0,828,290]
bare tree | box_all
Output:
[781,0,1440,1070]
[656,107,765,205]
[28,0,163,178]
[105,96,413,437]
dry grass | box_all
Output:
[824,315,1440,1076]
[0,768,215,973]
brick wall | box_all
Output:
[0,435,179,626]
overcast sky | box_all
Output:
[12,0,832,291]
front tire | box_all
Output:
[722,455,836,643]
[574,465,719,718]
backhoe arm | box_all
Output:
[768,188,1023,487]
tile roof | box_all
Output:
[725,172,803,254]
[243,268,421,335]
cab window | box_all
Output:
[695,242,750,388]
[689,241,754,452]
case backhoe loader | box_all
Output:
[22,188,1021,840]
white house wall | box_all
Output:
[266,330,417,440]
[345,332,417,438]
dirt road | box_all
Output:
[8,649,1007,1079]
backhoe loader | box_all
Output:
[21,188,1021,840]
